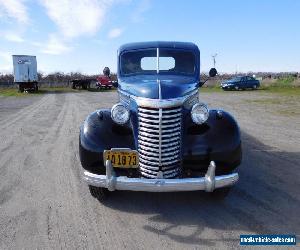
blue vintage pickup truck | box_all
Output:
[79,41,242,200]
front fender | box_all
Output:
[79,109,134,173]
[183,109,242,173]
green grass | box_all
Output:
[274,76,296,86]
[0,88,26,97]
[200,86,223,92]
[259,86,300,96]
[244,87,300,117]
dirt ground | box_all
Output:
[0,90,299,249]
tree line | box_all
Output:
[0,72,118,84]
[0,71,298,84]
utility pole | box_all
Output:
[211,53,218,68]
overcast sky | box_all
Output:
[0,0,299,74]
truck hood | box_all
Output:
[118,75,199,99]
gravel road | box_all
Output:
[0,90,299,249]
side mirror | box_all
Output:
[112,81,118,88]
[198,68,218,87]
[209,68,218,77]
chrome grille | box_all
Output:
[138,106,182,178]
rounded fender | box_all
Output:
[183,109,242,172]
[79,109,134,173]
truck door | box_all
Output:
[247,76,254,88]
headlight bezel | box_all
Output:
[111,103,130,125]
[191,103,209,124]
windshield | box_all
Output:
[120,48,195,76]
[230,77,242,82]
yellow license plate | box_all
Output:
[103,150,139,168]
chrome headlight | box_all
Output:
[111,103,130,124]
[191,103,209,124]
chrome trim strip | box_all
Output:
[138,140,160,148]
[139,139,179,149]
[139,164,159,171]
[139,148,179,157]
[161,146,180,151]
[139,112,181,119]
[134,96,189,108]
[140,154,160,162]
[139,108,182,114]
[139,158,159,166]
[140,171,157,178]
[139,121,181,129]
[139,144,180,153]
[118,88,199,109]
[139,127,159,134]
[83,160,239,192]
[162,108,182,114]
[138,135,179,144]
[161,118,181,123]
[139,117,160,123]
[159,158,180,166]
[139,136,176,144]
[140,167,158,175]
[139,116,181,124]
[139,113,160,119]
[160,141,180,148]
[161,113,182,119]
[138,108,159,114]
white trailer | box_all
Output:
[12,55,38,92]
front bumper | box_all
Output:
[82,160,239,192]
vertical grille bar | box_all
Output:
[158,108,162,167]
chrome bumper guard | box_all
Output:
[82,160,239,192]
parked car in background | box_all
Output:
[221,76,260,90]
[71,67,115,90]
[96,67,114,89]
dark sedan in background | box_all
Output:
[221,76,260,90]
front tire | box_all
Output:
[89,185,109,201]
[253,85,257,90]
